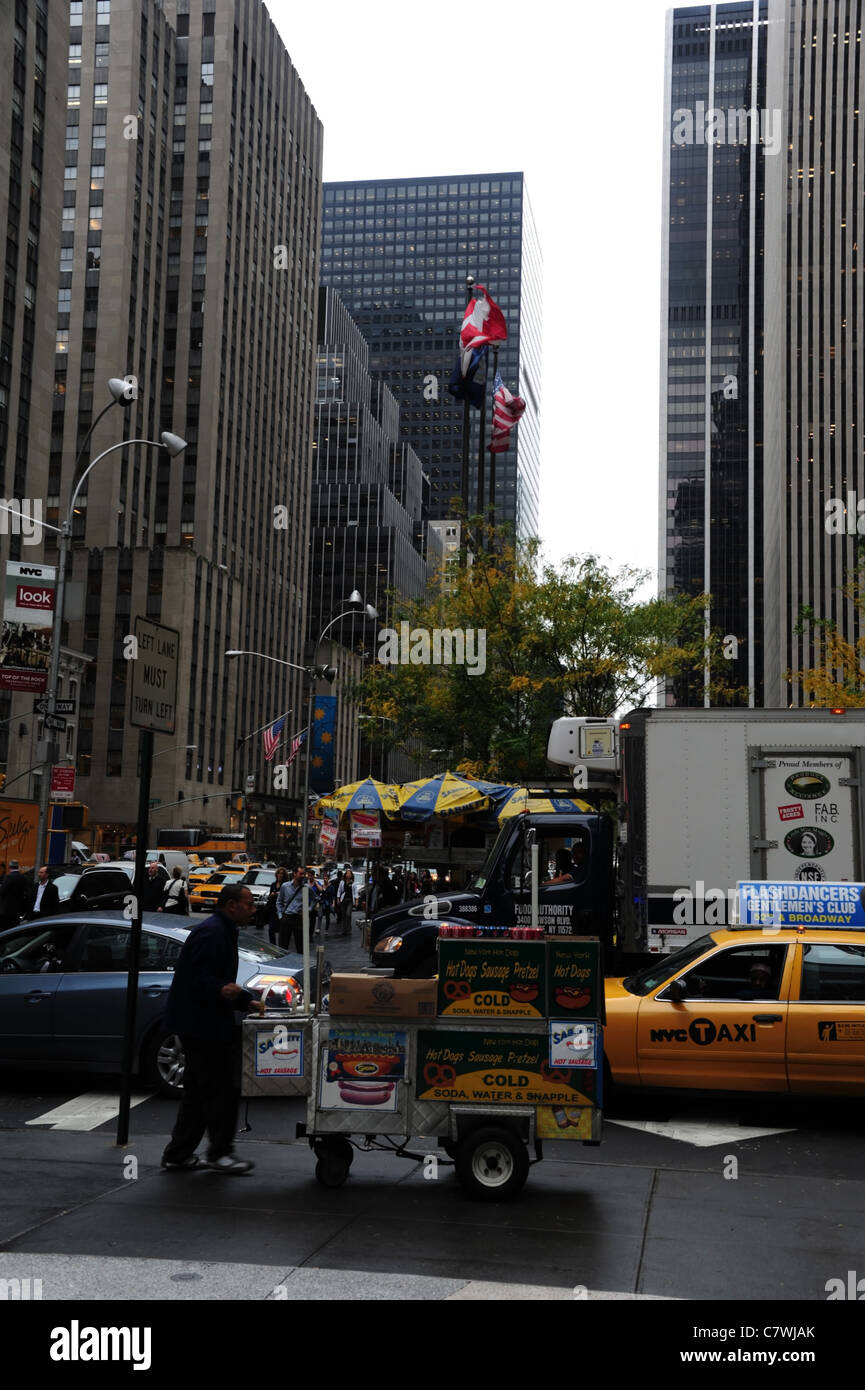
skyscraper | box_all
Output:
[13,0,322,851]
[321,173,542,539]
[0,1,68,779]
[311,286,427,784]
[660,2,768,706]
[661,0,865,709]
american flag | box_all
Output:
[488,372,526,454]
[262,715,287,762]
[284,728,307,767]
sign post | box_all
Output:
[117,617,179,1146]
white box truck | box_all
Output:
[547,708,865,955]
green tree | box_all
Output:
[360,532,747,781]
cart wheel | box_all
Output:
[455,1127,529,1201]
[313,1137,353,1189]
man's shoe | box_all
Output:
[205,1154,255,1174]
[161,1155,201,1170]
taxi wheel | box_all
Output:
[455,1127,529,1201]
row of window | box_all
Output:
[326,181,521,200]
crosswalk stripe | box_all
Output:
[26,1092,151,1131]
[606,1115,795,1147]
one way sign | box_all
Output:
[34,698,76,716]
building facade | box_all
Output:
[661,0,865,709]
[660,1,768,706]
[311,286,427,786]
[0,0,68,801]
[14,0,322,853]
[321,173,542,540]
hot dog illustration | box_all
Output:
[337,1080,395,1106]
[509,983,539,1003]
[554,985,591,1010]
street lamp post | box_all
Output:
[35,426,186,871]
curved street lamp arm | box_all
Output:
[67,438,168,524]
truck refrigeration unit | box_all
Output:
[548,707,865,955]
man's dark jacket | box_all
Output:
[164,910,253,1042]
[31,880,60,918]
[0,871,35,924]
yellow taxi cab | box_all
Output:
[189,867,248,913]
[604,926,865,1096]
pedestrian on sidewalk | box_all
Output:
[160,883,264,1175]
[265,866,288,944]
[276,865,306,951]
[337,868,354,935]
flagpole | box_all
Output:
[476,341,487,554]
[488,344,500,538]
[460,274,474,531]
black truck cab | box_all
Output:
[369,811,614,976]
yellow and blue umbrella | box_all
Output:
[395,771,491,821]
[496,790,593,823]
[314,777,401,818]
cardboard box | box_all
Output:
[437,940,546,1018]
[327,973,437,1018]
[546,938,601,1019]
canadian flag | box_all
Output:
[460,285,507,375]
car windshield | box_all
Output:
[243,870,275,885]
[622,935,716,996]
[236,933,286,962]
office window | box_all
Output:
[67,86,81,107]
[93,84,108,106]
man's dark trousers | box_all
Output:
[278,914,303,952]
[162,1034,241,1164]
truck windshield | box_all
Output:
[466,822,512,893]
[622,935,716,996]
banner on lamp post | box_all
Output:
[0,561,56,693]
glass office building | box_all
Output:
[321,173,542,539]
[660,2,768,706]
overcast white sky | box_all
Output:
[268,0,676,582]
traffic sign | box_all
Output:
[129,617,180,735]
[50,766,75,801]
[34,698,75,716]
[43,714,67,732]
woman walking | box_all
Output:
[338,867,355,935]
[161,866,189,914]
[265,866,288,944]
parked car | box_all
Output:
[0,911,326,1097]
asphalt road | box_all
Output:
[1,919,863,1308]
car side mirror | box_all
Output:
[668,978,688,1003]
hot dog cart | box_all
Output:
[242,931,603,1200]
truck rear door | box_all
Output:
[754,752,860,883]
